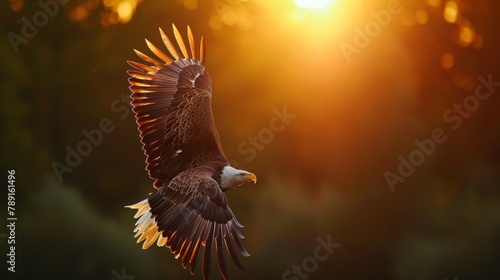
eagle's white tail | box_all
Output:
[125,199,167,249]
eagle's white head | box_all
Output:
[220,166,257,191]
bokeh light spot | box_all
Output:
[415,9,429,25]
[459,24,475,46]
[444,1,459,23]
[117,1,133,23]
[70,5,90,22]
[10,0,24,12]
[222,10,238,25]
[441,52,454,69]
[183,0,197,11]
[426,0,441,7]
[209,15,224,30]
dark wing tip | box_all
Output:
[202,224,215,280]
[216,228,229,280]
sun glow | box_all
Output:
[294,0,331,10]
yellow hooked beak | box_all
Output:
[243,173,257,184]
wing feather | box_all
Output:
[187,26,197,60]
[127,168,249,279]
[145,38,173,64]
[224,227,246,271]
[203,223,215,280]
[200,36,206,63]
[189,223,204,274]
[160,27,180,60]
[216,225,228,280]
[173,23,189,59]
[133,49,165,69]
[128,25,217,186]
[127,60,158,74]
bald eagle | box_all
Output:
[125,24,257,280]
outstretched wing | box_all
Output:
[128,24,225,188]
[127,167,250,280]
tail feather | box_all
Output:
[125,199,163,250]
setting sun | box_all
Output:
[294,0,331,10]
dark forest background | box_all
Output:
[1,0,500,279]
